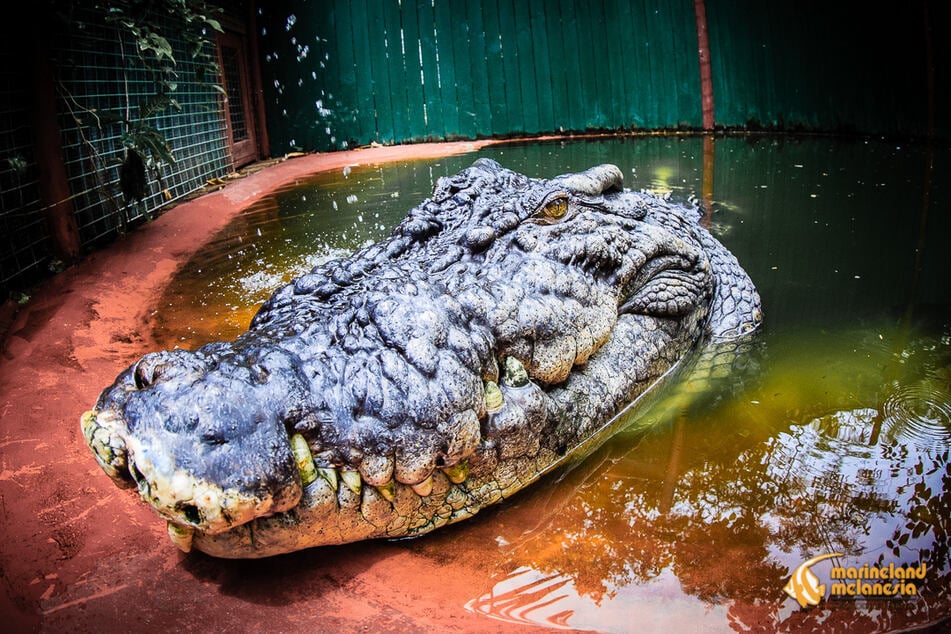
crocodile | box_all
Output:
[81,158,762,558]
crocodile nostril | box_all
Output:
[180,504,201,525]
[133,361,152,389]
[132,357,166,389]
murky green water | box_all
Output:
[155,136,950,632]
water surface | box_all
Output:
[155,136,950,632]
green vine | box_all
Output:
[55,0,224,222]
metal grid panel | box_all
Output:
[56,8,232,249]
[220,45,250,141]
[0,50,49,289]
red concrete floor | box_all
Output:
[0,142,544,632]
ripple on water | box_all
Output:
[881,380,951,448]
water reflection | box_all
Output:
[153,136,950,631]
[465,321,950,632]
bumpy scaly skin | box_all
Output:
[82,159,762,558]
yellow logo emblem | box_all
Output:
[783,553,843,607]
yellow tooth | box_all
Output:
[80,410,97,443]
[317,467,338,490]
[341,470,362,495]
[375,480,396,502]
[501,356,529,387]
[442,460,469,484]
[410,475,434,497]
[483,381,504,412]
[290,434,317,486]
[167,522,194,553]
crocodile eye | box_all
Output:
[540,196,569,220]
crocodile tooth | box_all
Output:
[442,460,469,484]
[290,434,317,486]
[410,475,434,497]
[317,467,338,491]
[501,357,529,388]
[167,522,194,552]
[483,380,504,412]
[340,469,362,495]
[375,480,396,502]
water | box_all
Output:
[155,136,950,632]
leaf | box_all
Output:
[140,32,176,64]
[130,124,176,165]
[204,18,224,33]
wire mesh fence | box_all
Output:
[0,6,234,295]
[55,8,233,250]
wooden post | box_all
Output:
[694,0,715,131]
[29,21,81,262]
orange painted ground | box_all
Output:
[0,142,544,632]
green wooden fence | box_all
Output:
[258,0,947,153]
[260,0,703,152]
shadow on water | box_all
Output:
[154,136,951,632]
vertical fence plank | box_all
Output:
[350,0,380,145]
[572,0,605,130]
[631,0,667,128]
[527,2,555,133]
[497,0,526,135]
[557,0,585,132]
[314,3,343,151]
[416,0,445,140]
[365,0,394,143]
[464,0,492,136]
[604,0,634,128]
[481,0,509,134]
[668,1,694,127]
[543,1,570,132]
[398,0,428,140]
[331,0,359,147]
[447,0,477,138]
[381,0,410,142]
[587,0,612,129]
[433,0,461,138]
[511,0,540,135]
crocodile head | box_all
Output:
[83,158,761,556]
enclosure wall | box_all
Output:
[257,0,948,153]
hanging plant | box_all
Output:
[54,0,225,221]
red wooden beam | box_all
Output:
[30,26,81,262]
[694,0,715,131]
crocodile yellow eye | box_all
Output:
[541,197,568,219]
